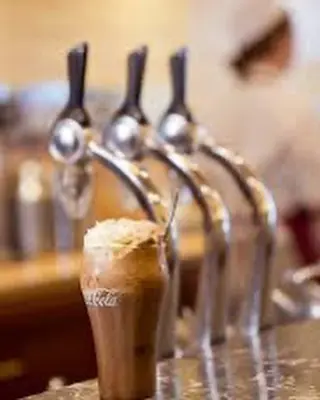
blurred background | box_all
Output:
[1,0,320,398]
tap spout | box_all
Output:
[148,141,230,349]
[88,141,165,221]
[88,140,179,358]
[199,140,277,335]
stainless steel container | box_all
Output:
[15,159,54,259]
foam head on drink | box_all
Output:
[81,218,168,400]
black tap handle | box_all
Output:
[170,47,187,108]
[114,45,148,124]
[67,42,88,108]
[124,45,147,108]
[57,42,91,127]
[167,47,193,122]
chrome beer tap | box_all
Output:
[158,48,277,336]
[48,43,179,359]
[103,46,230,350]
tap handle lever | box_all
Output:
[127,46,147,106]
[118,45,148,123]
[67,42,88,109]
[169,48,192,121]
[56,42,90,127]
[170,48,186,105]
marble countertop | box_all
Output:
[25,318,320,399]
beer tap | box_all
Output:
[158,48,277,336]
[48,43,179,359]
[103,46,231,350]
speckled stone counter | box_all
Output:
[25,319,320,399]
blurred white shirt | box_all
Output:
[188,0,320,214]
[283,0,320,65]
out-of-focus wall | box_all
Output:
[0,0,187,88]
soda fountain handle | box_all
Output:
[168,48,189,118]
[158,49,196,155]
[67,42,87,109]
[50,42,92,253]
[104,46,148,160]
[110,46,148,123]
[57,42,91,126]
[49,43,93,222]
[123,46,147,117]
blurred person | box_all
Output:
[189,0,320,264]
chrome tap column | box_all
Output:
[159,48,277,336]
[48,43,179,359]
[103,46,230,350]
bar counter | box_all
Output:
[24,318,320,399]
[0,231,204,399]
[0,226,297,399]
